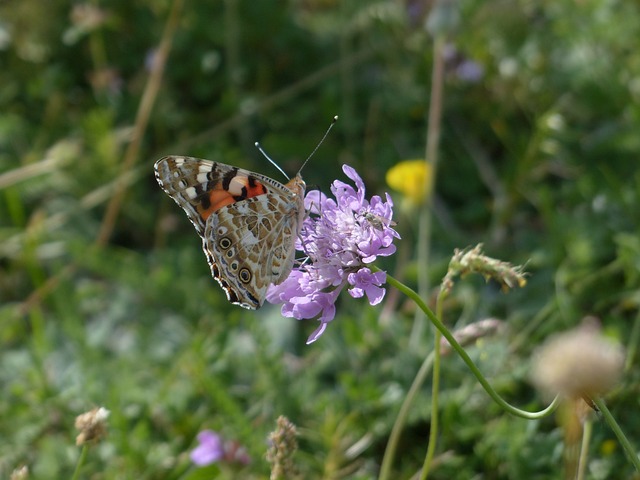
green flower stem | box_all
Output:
[593,398,640,471]
[379,352,435,480]
[382,270,560,419]
[420,291,445,480]
[71,445,89,480]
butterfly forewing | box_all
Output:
[154,155,305,309]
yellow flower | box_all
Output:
[600,439,617,456]
[385,160,432,205]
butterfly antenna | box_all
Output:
[254,115,338,180]
[254,141,290,180]
[298,115,338,175]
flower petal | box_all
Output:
[306,322,328,344]
[267,165,398,342]
[191,430,224,466]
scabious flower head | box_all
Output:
[267,165,400,344]
[191,430,225,466]
[190,430,250,467]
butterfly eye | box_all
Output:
[226,250,234,258]
[239,268,252,283]
[219,237,232,249]
[230,261,239,271]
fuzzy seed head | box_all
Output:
[531,322,624,399]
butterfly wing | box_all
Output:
[154,156,265,236]
[204,191,302,308]
[154,155,305,309]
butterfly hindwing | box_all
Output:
[154,155,306,309]
[204,193,300,308]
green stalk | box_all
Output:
[70,445,88,480]
[382,270,560,419]
[420,290,445,480]
[379,351,434,480]
[593,398,640,471]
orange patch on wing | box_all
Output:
[245,180,267,198]
[197,176,268,221]
[227,176,267,198]
[200,189,236,220]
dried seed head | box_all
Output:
[75,407,110,446]
[266,416,299,480]
[10,466,29,480]
[531,320,624,399]
[440,318,505,355]
[441,244,527,294]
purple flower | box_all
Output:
[191,430,224,466]
[190,430,251,467]
[267,165,400,343]
[456,60,484,83]
[347,268,387,305]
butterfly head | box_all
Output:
[285,174,306,198]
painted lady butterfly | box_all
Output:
[154,156,306,309]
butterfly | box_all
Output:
[154,156,306,309]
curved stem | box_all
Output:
[593,398,640,471]
[382,270,560,419]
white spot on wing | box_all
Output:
[185,187,198,199]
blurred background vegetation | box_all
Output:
[1,0,639,478]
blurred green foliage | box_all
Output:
[1,0,640,478]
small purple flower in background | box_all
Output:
[191,430,224,466]
[456,60,484,83]
[267,165,400,344]
[442,43,484,84]
[190,430,251,467]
